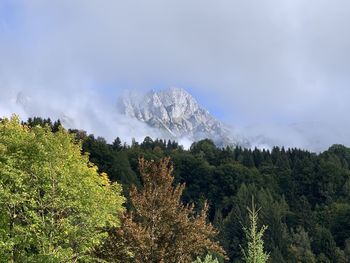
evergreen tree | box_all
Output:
[112,136,122,151]
[288,226,316,263]
[312,226,337,262]
[192,254,219,263]
[241,198,269,263]
[11,118,350,263]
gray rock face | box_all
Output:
[118,87,246,146]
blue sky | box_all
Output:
[0,1,16,25]
[1,0,350,151]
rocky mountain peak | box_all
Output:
[118,87,247,146]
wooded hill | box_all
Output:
[4,116,350,262]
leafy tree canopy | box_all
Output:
[0,116,125,262]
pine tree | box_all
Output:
[112,137,122,151]
[192,254,219,263]
[241,197,269,263]
[288,226,316,263]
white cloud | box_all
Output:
[1,0,350,150]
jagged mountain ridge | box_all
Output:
[118,87,245,146]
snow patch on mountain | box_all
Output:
[118,87,248,146]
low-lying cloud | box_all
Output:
[1,0,350,151]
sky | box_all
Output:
[1,0,350,151]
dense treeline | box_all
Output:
[23,117,350,262]
[2,117,226,262]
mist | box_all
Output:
[1,0,350,151]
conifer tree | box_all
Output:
[192,254,219,263]
[241,197,269,263]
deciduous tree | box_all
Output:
[0,116,124,262]
[99,157,226,263]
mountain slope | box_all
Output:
[118,87,246,146]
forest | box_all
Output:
[1,116,350,262]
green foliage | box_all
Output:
[193,254,220,263]
[220,185,288,262]
[0,116,124,262]
[97,158,226,263]
[288,226,316,263]
[80,133,350,262]
[241,198,269,263]
[15,116,350,262]
[311,226,337,262]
